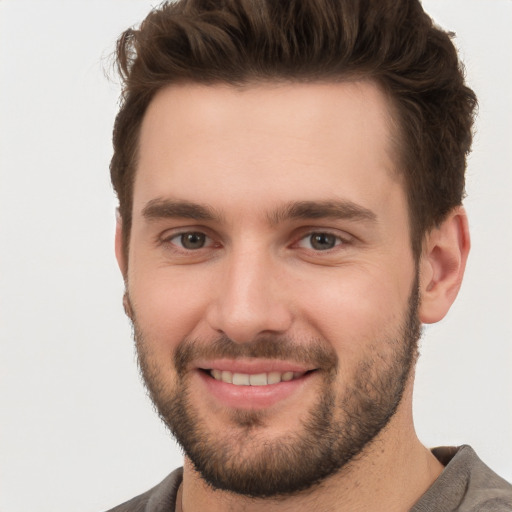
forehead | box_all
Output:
[134,80,403,222]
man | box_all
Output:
[107,0,512,510]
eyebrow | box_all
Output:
[267,200,377,225]
[141,198,377,225]
[142,198,222,222]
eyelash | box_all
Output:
[159,228,351,254]
[295,231,349,251]
[160,231,216,251]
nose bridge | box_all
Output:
[206,239,292,343]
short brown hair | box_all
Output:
[111,0,477,259]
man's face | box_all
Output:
[122,81,421,497]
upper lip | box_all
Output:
[195,358,316,374]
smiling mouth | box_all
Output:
[206,369,312,386]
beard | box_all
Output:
[129,277,421,498]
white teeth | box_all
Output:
[267,371,282,385]
[232,373,250,385]
[249,373,268,386]
[221,370,233,384]
[210,369,305,386]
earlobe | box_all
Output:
[115,211,127,279]
[418,207,470,324]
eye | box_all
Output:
[170,231,210,250]
[297,232,343,251]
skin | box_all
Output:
[116,81,470,511]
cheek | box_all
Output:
[128,268,212,350]
[293,264,413,359]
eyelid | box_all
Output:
[155,225,354,251]
[173,232,212,249]
[293,229,354,250]
[158,227,217,249]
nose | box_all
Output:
[205,246,293,344]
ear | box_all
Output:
[418,207,470,324]
[115,212,134,319]
[115,210,127,279]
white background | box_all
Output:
[0,1,511,511]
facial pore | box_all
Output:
[129,275,421,497]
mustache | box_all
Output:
[173,335,339,377]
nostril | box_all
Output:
[205,303,293,345]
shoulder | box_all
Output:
[105,468,183,512]
[447,445,512,511]
[412,446,512,512]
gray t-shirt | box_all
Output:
[410,445,512,511]
[107,445,512,511]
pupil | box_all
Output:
[311,233,335,250]
[181,232,205,249]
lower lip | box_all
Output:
[197,370,315,410]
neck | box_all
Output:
[181,396,443,512]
